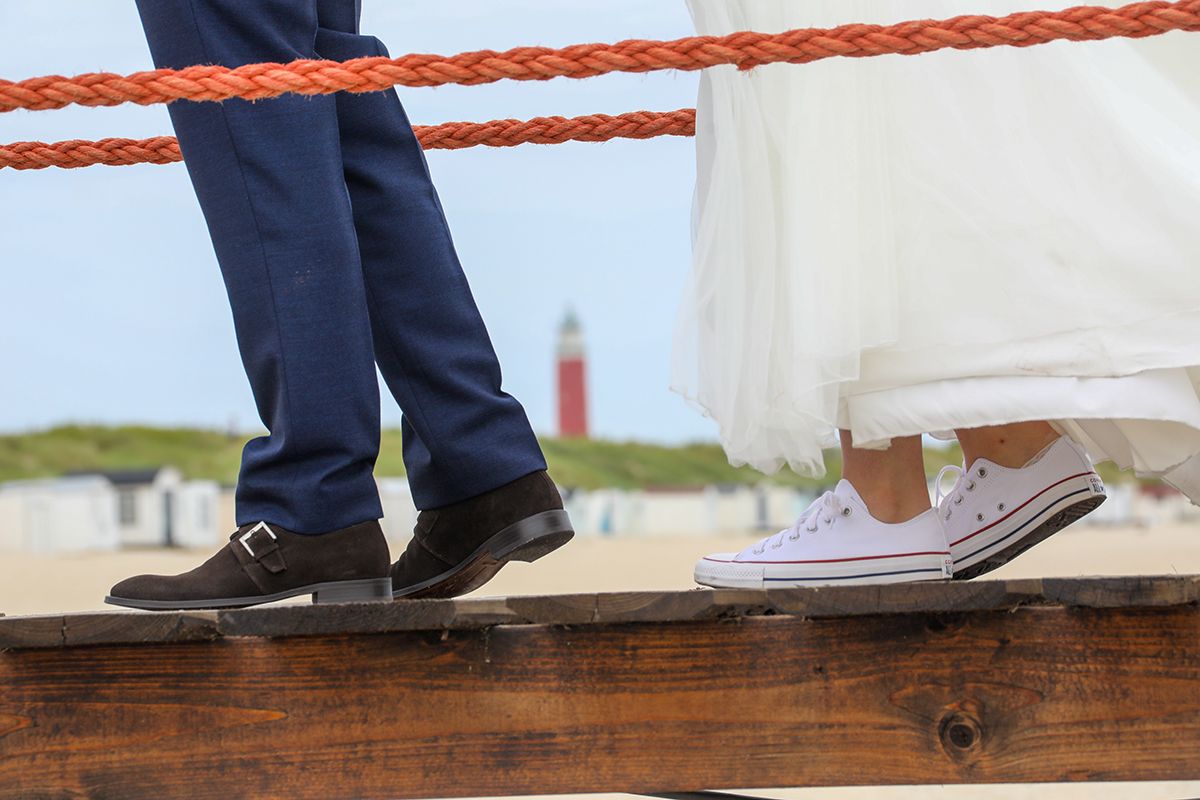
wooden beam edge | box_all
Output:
[2,574,1197,651]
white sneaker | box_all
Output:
[937,436,1107,581]
[694,479,953,589]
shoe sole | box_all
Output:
[694,551,954,590]
[951,474,1106,582]
[393,509,575,600]
[104,577,394,611]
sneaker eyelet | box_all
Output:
[976,513,985,522]
[997,502,1006,512]
[945,509,952,519]
[966,480,977,491]
[977,467,988,478]
[841,507,852,517]
[954,496,963,505]
[807,525,818,533]
[788,533,800,541]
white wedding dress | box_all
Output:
[672,0,1200,500]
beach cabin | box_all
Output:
[65,467,220,549]
[67,467,182,548]
[0,475,119,554]
[169,479,223,549]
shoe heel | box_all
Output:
[506,530,574,563]
[312,578,393,605]
[491,509,575,563]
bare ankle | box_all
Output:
[955,422,1060,469]
[851,482,932,524]
[839,431,932,524]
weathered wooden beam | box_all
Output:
[4,575,1198,651]
[2,577,1200,799]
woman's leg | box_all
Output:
[836,422,1065,524]
[839,431,931,523]
[955,422,1061,468]
[944,422,1105,580]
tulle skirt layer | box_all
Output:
[672,0,1200,497]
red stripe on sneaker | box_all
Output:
[949,471,1095,548]
[703,550,950,565]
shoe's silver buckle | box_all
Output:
[239,521,277,557]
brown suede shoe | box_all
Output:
[106,520,392,610]
[391,470,574,599]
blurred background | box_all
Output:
[3,3,1200,799]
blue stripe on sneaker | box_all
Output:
[764,567,946,583]
[957,488,1090,565]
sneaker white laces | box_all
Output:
[935,462,988,519]
[934,464,963,511]
[753,491,851,555]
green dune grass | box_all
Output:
[0,425,1128,490]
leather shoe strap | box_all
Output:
[229,524,289,594]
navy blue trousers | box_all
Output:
[135,0,546,533]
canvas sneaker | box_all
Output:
[937,436,1107,581]
[694,479,953,589]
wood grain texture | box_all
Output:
[0,612,220,650]
[2,603,1200,798]
[3,576,1199,651]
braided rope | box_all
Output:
[2,1,1197,113]
[419,108,696,149]
[0,137,184,170]
[0,109,698,170]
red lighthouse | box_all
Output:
[556,309,589,438]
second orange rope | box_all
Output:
[0,109,698,170]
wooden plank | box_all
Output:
[0,614,64,649]
[2,602,1199,798]
[216,596,521,639]
[0,612,220,650]
[1039,574,1200,607]
[3,575,1199,651]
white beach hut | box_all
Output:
[0,475,119,554]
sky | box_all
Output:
[0,1,712,442]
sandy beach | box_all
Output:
[5,524,1200,798]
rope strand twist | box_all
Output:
[2,0,1197,113]
[0,110,699,170]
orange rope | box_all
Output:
[0,137,183,170]
[2,1,1197,113]
[0,109,698,170]
[418,108,696,150]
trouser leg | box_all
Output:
[134,0,383,533]
[313,2,547,510]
